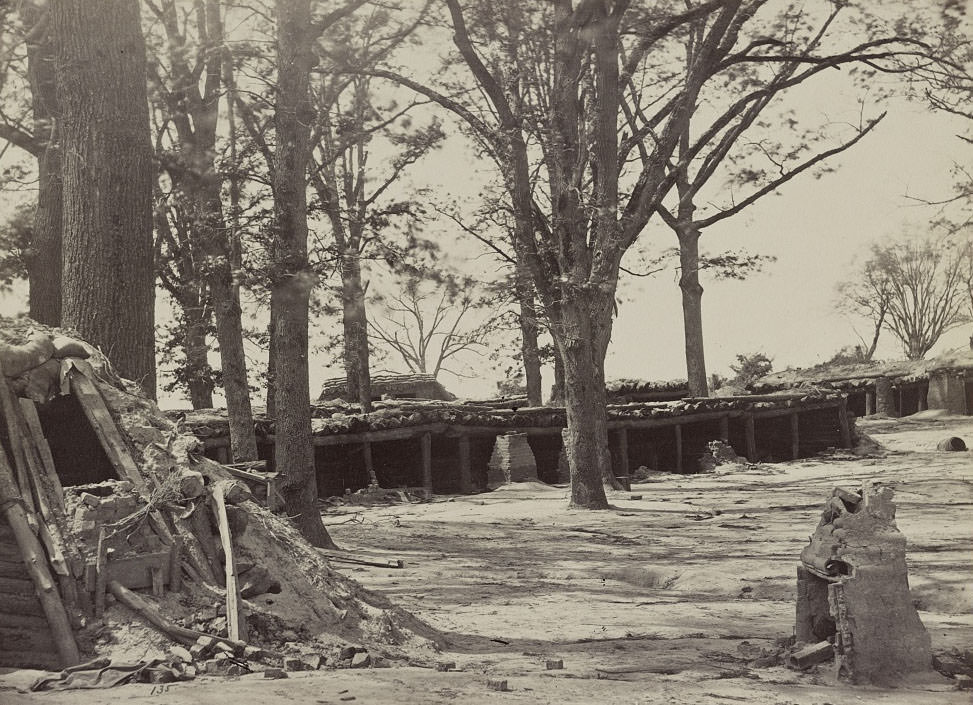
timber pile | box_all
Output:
[318,372,456,402]
[180,391,847,443]
[0,318,441,674]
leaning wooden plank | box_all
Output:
[66,367,148,494]
[17,399,65,514]
[211,481,247,641]
[94,528,109,618]
[0,442,79,667]
[9,404,55,524]
[0,382,36,513]
[109,580,245,651]
[36,518,69,577]
[170,514,220,587]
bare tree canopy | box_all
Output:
[840,235,971,361]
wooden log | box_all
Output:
[865,389,875,416]
[420,432,432,496]
[838,398,852,449]
[0,443,79,666]
[67,367,149,494]
[744,413,756,461]
[108,580,245,651]
[788,640,833,669]
[18,399,65,514]
[211,487,247,641]
[790,412,800,460]
[457,435,472,494]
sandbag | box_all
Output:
[0,331,54,377]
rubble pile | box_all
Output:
[0,317,442,680]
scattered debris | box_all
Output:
[487,678,510,692]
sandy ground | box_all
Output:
[1,414,971,704]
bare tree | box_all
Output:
[369,273,507,380]
[374,1,933,507]
[842,236,969,360]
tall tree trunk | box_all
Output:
[677,224,708,397]
[266,313,276,417]
[182,302,214,409]
[550,340,565,405]
[273,0,335,548]
[340,249,371,411]
[514,258,542,406]
[204,205,258,460]
[557,298,613,509]
[25,13,61,325]
[54,0,155,397]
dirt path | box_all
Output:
[2,415,971,704]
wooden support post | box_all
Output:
[610,428,629,483]
[838,398,852,449]
[744,413,756,461]
[363,442,378,487]
[457,435,472,494]
[674,425,683,473]
[917,385,928,412]
[719,415,729,442]
[0,435,80,666]
[790,412,800,460]
[212,483,247,642]
[420,432,432,497]
[865,389,875,416]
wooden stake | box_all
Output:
[211,484,247,641]
[363,442,377,487]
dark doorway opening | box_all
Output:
[35,394,115,486]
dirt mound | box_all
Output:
[0,316,444,670]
